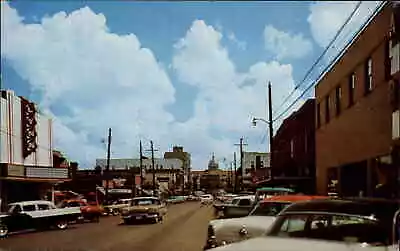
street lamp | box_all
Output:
[252,117,269,126]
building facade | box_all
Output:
[315,3,400,197]
[163,146,191,189]
[273,99,316,193]
[0,90,70,206]
[242,152,270,186]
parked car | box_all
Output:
[120,197,167,224]
[103,199,132,216]
[204,195,327,250]
[207,197,400,251]
[0,200,82,238]
[59,199,103,222]
[200,194,214,205]
[215,195,256,219]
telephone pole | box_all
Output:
[146,141,159,196]
[139,140,144,195]
[268,82,274,178]
[234,137,247,192]
[105,128,112,205]
[233,152,237,193]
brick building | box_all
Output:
[272,99,316,193]
[315,2,400,197]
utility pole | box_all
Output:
[268,82,274,179]
[139,140,144,196]
[234,138,247,192]
[233,152,237,193]
[146,141,158,196]
[105,128,112,205]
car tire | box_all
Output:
[112,209,119,216]
[55,220,68,230]
[0,224,8,238]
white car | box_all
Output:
[207,198,400,251]
[207,236,394,251]
[201,194,214,205]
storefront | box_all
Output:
[0,90,70,210]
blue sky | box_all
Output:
[0,1,380,169]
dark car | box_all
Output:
[265,197,400,247]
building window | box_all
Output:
[335,86,342,115]
[348,73,355,106]
[325,95,330,123]
[250,161,255,168]
[290,139,294,158]
[316,103,321,128]
[365,58,373,94]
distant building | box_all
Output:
[164,146,191,188]
[272,99,316,194]
[242,152,270,186]
[315,3,400,197]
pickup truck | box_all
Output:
[0,200,81,238]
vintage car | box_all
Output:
[214,195,256,218]
[208,197,400,251]
[200,194,214,205]
[103,198,132,216]
[0,200,82,238]
[120,197,167,224]
[59,199,104,222]
[255,187,295,202]
[205,195,327,250]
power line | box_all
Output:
[272,1,386,123]
[272,1,362,116]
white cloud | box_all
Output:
[228,32,247,50]
[1,3,306,169]
[307,1,382,61]
[173,20,305,150]
[263,25,313,60]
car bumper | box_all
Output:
[122,213,159,221]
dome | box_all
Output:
[208,153,219,170]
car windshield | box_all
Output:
[250,202,291,216]
[132,199,159,206]
[268,213,392,246]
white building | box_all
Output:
[0,90,69,205]
[242,152,270,185]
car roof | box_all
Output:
[257,187,295,192]
[280,198,400,221]
[132,197,159,200]
[261,195,328,203]
[9,200,53,206]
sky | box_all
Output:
[0,1,381,170]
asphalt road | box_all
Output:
[0,202,214,251]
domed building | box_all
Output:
[208,153,219,171]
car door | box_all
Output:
[230,199,252,217]
[6,204,25,232]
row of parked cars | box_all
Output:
[204,190,400,251]
[0,196,170,238]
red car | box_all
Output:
[60,200,104,223]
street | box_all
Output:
[0,203,213,251]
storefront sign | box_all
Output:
[26,167,68,179]
[7,165,25,177]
